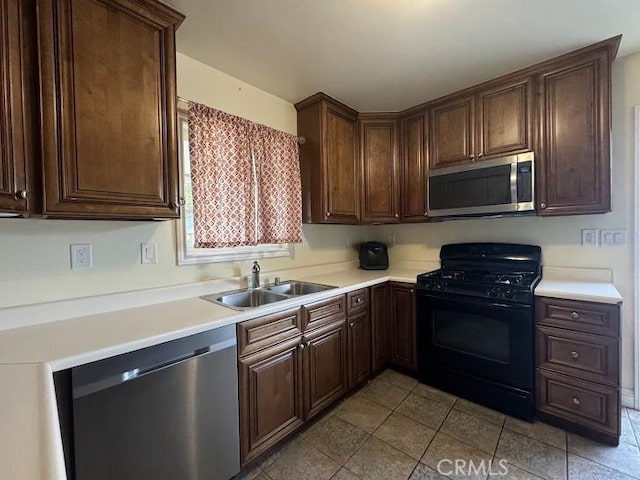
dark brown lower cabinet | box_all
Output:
[371,282,391,372]
[347,309,371,389]
[390,282,417,371]
[303,319,348,420]
[238,335,304,465]
[536,297,621,445]
[237,297,348,467]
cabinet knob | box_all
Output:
[540,203,547,209]
[349,322,355,327]
[410,289,414,293]
[172,197,185,209]
[572,396,581,406]
[570,351,579,359]
[356,298,362,304]
[299,343,305,350]
[570,311,580,319]
[424,212,428,217]
[326,212,331,217]
[394,213,399,218]
[15,190,27,200]
[477,152,483,158]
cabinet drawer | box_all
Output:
[536,297,620,337]
[347,289,369,314]
[537,369,619,436]
[237,308,302,357]
[537,326,619,386]
[303,295,346,332]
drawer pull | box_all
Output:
[570,351,579,359]
[571,311,580,319]
[572,396,581,406]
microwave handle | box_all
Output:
[510,160,518,204]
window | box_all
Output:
[176,109,293,265]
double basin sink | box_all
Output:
[202,281,337,311]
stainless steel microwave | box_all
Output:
[427,151,535,218]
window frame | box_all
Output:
[175,103,293,266]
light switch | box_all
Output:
[600,229,626,247]
[141,243,157,264]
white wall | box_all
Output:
[0,54,364,310]
[370,51,640,394]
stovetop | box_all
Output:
[416,243,542,304]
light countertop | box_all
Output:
[534,279,623,304]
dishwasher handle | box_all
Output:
[121,338,235,381]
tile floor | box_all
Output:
[236,369,640,480]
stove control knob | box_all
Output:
[504,289,513,298]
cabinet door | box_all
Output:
[347,309,371,389]
[239,336,304,466]
[390,283,417,371]
[303,320,347,420]
[371,282,391,372]
[37,0,183,218]
[538,49,611,215]
[323,102,359,223]
[477,78,532,159]
[400,112,427,222]
[0,0,35,214]
[429,96,475,169]
[360,117,399,223]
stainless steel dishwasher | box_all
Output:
[71,324,240,480]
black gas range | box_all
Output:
[416,243,542,420]
[417,243,541,304]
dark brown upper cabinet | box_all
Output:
[537,43,615,216]
[296,35,619,223]
[428,95,475,169]
[296,93,360,223]
[35,0,184,219]
[477,77,533,159]
[400,111,427,222]
[0,0,37,215]
[359,114,399,224]
[429,78,532,170]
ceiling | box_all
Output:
[164,0,640,111]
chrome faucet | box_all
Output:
[251,261,261,289]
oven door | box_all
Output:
[416,292,534,390]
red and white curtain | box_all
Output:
[188,101,302,248]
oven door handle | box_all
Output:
[417,291,533,311]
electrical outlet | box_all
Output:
[581,229,598,246]
[141,243,157,264]
[70,244,92,270]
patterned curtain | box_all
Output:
[187,101,302,248]
[254,125,303,244]
[188,102,256,247]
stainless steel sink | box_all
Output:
[202,281,337,310]
[202,289,290,311]
[266,281,336,296]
